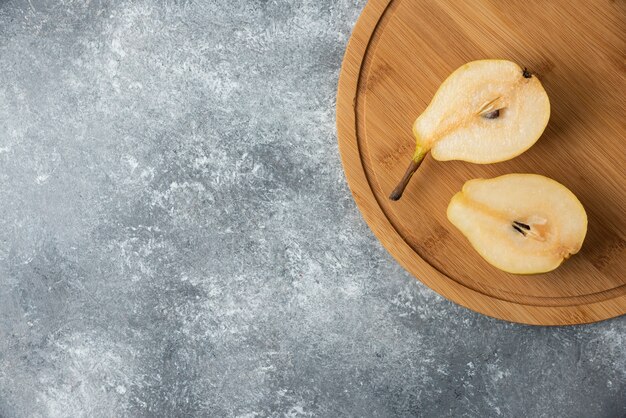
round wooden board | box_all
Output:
[336,0,626,325]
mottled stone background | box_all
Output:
[0,1,623,417]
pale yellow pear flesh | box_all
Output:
[447,174,587,274]
[416,60,550,163]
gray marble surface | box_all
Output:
[0,1,624,417]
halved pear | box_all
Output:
[447,174,587,274]
[390,60,550,200]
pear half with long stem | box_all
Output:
[389,60,550,201]
[447,174,587,274]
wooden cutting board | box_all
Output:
[336,0,626,325]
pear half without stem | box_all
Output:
[389,60,550,201]
[447,174,587,274]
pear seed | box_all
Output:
[482,109,500,119]
[512,224,527,236]
[513,221,531,230]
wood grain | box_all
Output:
[336,0,626,325]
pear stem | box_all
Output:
[389,157,425,201]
